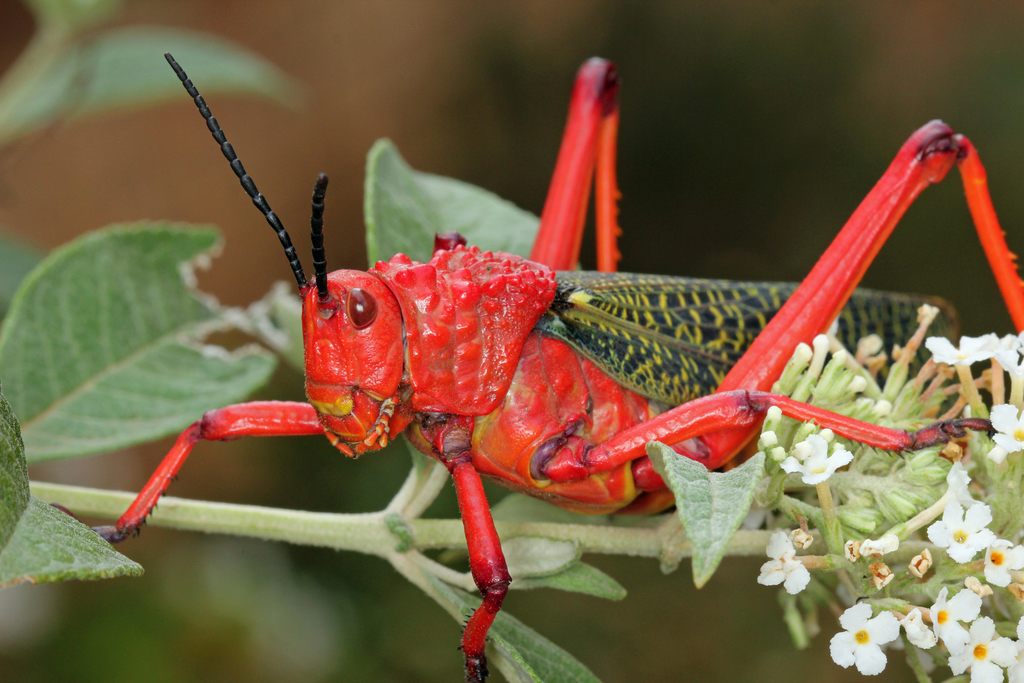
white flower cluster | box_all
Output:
[831,597,1024,681]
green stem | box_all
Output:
[903,635,934,683]
[816,481,844,554]
[29,481,780,559]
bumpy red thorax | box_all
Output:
[371,246,557,415]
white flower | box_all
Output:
[901,608,937,649]
[948,617,1018,683]
[927,500,997,563]
[757,531,810,594]
[1006,617,1024,683]
[984,539,1024,587]
[829,603,900,675]
[930,587,982,654]
[780,434,854,485]
[999,334,1022,351]
[995,348,1024,379]
[860,534,899,558]
[946,462,978,508]
[926,334,1000,366]
[992,404,1024,455]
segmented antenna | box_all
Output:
[163,52,308,289]
[309,174,330,302]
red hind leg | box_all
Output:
[530,58,622,272]
[695,122,1024,467]
[96,401,324,542]
[541,390,991,483]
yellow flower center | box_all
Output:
[1015,428,1024,442]
[974,643,988,660]
[992,551,1005,566]
[953,530,968,544]
[937,610,948,625]
[812,465,826,474]
[855,630,870,645]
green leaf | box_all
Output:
[22,0,122,32]
[364,139,539,266]
[426,573,603,683]
[0,387,30,550]
[0,386,141,587]
[1,496,143,587]
[503,536,580,578]
[514,561,627,601]
[0,26,300,143]
[0,223,276,462]
[647,443,765,588]
[0,231,44,317]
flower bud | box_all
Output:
[964,576,993,598]
[869,562,893,589]
[770,446,788,463]
[837,506,884,535]
[873,399,893,418]
[859,534,899,557]
[1008,583,1024,602]
[880,488,930,522]
[848,375,868,394]
[908,549,932,578]
[844,540,862,561]
[903,451,951,486]
[941,441,963,463]
[758,431,778,450]
[789,528,813,550]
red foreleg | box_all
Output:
[415,414,510,683]
[452,460,511,683]
[96,401,324,542]
[542,391,990,482]
[530,58,622,272]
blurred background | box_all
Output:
[3,1,1024,681]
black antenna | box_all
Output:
[164,52,308,289]
[309,174,330,302]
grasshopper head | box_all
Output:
[302,270,405,455]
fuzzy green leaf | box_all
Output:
[0,26,299,143]
[513,561,627,601]
[647,443,765,588]
[1,496,143,587]
[0,387,141,587]
[0,231,43,317]
[0,388,30,550]
[427,573,603,683]
[503,536,580,578]
[364,139,539,265]
[0,223,276,462]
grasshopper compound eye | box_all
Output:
[347,288,377,328]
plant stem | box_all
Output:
[30,481,778,559]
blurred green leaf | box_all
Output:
[0,387,30,550]
[427,573,603,683]
[22,0,122,32]
[513,561,627,601]
[364,139,539,266]
[0,386,141,587]
[0,223,276,462]
[0,26,300,142]
[0,230,44,317]
[503,536,579,578]
[648,443,764,588]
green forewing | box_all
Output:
[537,272,953,406]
